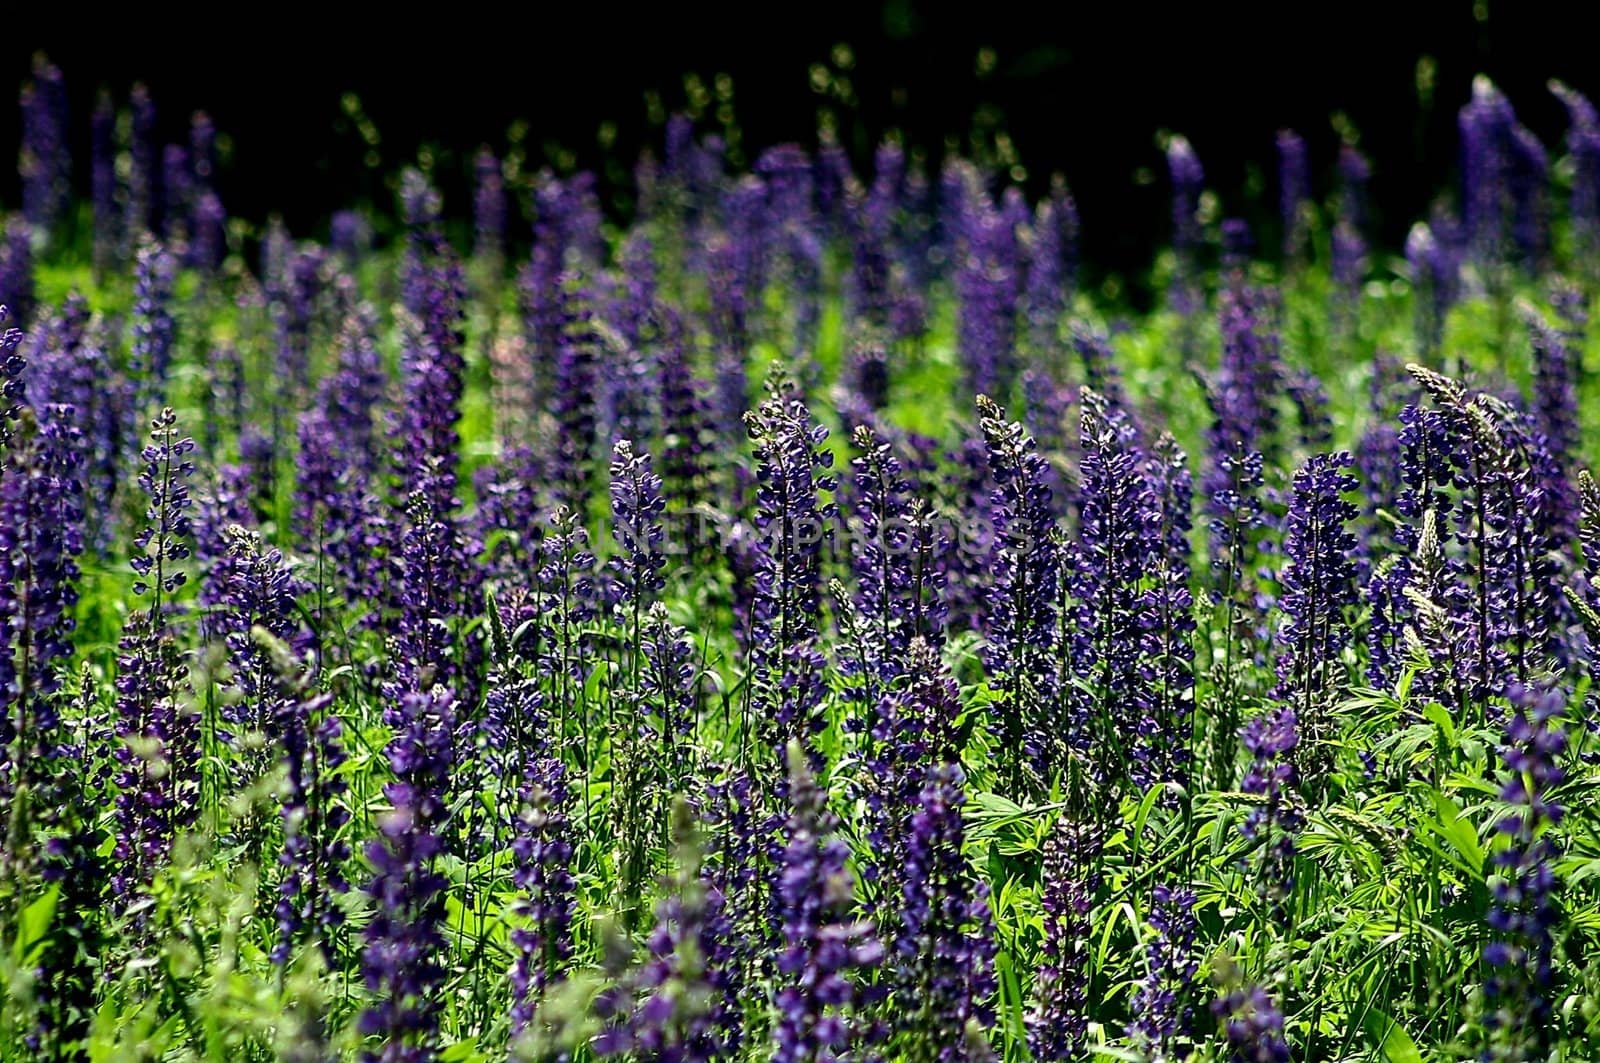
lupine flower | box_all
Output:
[1212,985,1290,1063]
[1239,705,1302,917]
[1405,221,1461,359]
[1276,130,1310,263]
[193,463,256,648]
[842,424,945,696]
[1024,192,1068,358]
[1129,884,1198,1060]
[610,440,668,614]
[129,236,177,417]
[274,688,351,966]
[952,169,1020,398]
[393,490,468,691]
[1460,77,1516,266]
[474,148,506,264]
[863,638,962,907]
[162,144,193,245]
[111,408,198,903]
[0,306,24,443]
[19,56,70,233]
[0,219,35,327]
[0,407,86,870]
[1552,80,1600,268]
[848,169,894,329]
[91,91,117,276]
[215,527,307,775]
[1524,300,1579,545]
[977,394,1060,793]
[1026,816,1103,1061]
[1274,453,1359,710]
[1206,285,1282,477]
[757,145,822,358]
[1020,364,1075,517]
[508,756,577,1038]
[270,243,327,400]
[1147,434,1196,797]
[653,305,711,522]
[1073,389,1169,793]
[595,800,736,1060]
[550,277,602,511]
[1165,135,1204,318]
[1483,680,1567,1062]
[772,741,884,1063]
[360,686,457,1063]
[128,84,159,240]
[1507,123,1549,270]
[1071,319,1126,412]
[744,383,836,758]
[706,225,760,441]
[889,762,997,1061]
[1408,365,1559,703]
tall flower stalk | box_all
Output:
[111,408,198,904]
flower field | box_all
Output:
[3,55,1600,1061]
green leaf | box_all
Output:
[1420,701,1455,745]
[11,882,60,964]
[440,1039,485,1063]
[1424,792,1484,875]
[1363,1008,1424,1063]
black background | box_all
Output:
[3,2,1596,283]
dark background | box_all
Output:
[3,2,1597,283]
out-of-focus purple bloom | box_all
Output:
[19,55,70,233]
[0,218,35,327]
[1024,188,1071,357]
[951,164,1021,398]
[1026,816,1103,1061]
[393,490,469,692]
[1240,705,1301,917]
[772,742,883,1063]
[91,91,117,276]
[1205,285,1282,479]
[1483,680,1566,1061]
[1276,130,1310,263]
[128,84,159,240]
[549,278,603,511]
[594,802,736,1060]
[360,686,457,1063]
[889,762,997,1059]
[162,143,193,246]
[129,236,177,416]
[1165,135,1204,318]
[1071,320,1125,412]
[1147,433,1197,797]
[1405,221,1461,358]
[1525,299,1580,546]
[331,210,373,263]
[1552,80,1600,267]
[474,147,506,264]
[1212,985,1290,1063]
[274,683,350,968]
[508,756,577,1038]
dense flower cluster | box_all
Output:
[12,56,1600,1063]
